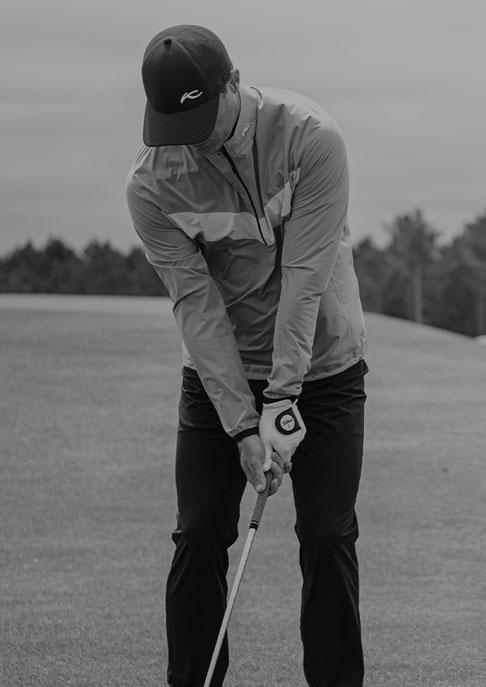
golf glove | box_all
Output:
[259,399,306,465]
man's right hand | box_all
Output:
[237,434,283,496]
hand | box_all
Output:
[259,399,306,467]
[237,434,283,496]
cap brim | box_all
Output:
[143,94,219,146]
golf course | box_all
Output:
[1,294,484,687]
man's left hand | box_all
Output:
[259,399,306,466]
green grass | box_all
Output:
[1,295,485,687]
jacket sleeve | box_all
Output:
[264,121,349,399]
[126,180,260,440]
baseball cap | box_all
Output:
[141,25,233,146]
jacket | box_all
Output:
[126,84,367,440]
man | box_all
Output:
[126,24,368,687]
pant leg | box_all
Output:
[291,360,368,687]
[166,368,247,687]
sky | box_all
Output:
[1,0,485,255]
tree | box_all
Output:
[462,212,486,335]
[440,212,486,336]
[435,238,477,335]
[352,238,386,313]
[36,238,83,293]
[80,240,130,294]
[0,241,42,292]
[384,209,440,323]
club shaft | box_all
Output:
[202,527,256,687]
[203,473,272,687]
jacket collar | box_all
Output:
[222,84,259,158]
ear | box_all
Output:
[229,68,240,93]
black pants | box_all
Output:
[166,360,368,687]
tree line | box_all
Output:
[1,208,485,337]
[0,240,168,297]
[353,209,486,338]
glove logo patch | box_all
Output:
[275,408,301,435]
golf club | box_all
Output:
[202,470,273,687]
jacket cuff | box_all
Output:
[233,426,260,443]
[262,395,298,404]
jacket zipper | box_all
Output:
[221,147,268,246]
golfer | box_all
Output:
[126,24,368,687]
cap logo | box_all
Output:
[180,90,203,104]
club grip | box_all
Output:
[250,471,272,530]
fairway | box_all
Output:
[1,295,485,687]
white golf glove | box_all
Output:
[259,399,306,466]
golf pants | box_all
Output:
[166,359,368,687]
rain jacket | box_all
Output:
[126,84,366,440]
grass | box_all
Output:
[0,294,485,687]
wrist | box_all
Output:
[262,395,297,404]
[234,426,260,443]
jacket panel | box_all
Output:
[125,178,263,438]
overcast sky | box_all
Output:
[1,0,485,254]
